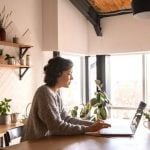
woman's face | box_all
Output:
[57,68,73,88]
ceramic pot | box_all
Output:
[0,114,11,124]
[143,120,150,129]
[0,27,6,41]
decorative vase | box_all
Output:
[0,27,6,41]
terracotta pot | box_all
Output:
[0,27,6,41]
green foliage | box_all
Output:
[70,106,78,118]
[70,80,110,121]
[143,110,150,121]
[5,54,15,60]
[0,98,12,115]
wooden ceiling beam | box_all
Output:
[70,0,102,36]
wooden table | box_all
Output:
[1,124,150,150]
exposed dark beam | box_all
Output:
[96,55,106,91]
[85,56,89,103]
[70,0,102,36]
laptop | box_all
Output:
[86,101,146,137]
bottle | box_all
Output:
[20,58,24,65]
[26,55,30,66]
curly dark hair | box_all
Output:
[44,57,73,87]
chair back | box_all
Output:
[4,125,24,147]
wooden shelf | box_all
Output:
[0,41,33,80]
[0,41,33,48]
[0,64,30,68]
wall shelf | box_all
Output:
[0,41,33,48]
[0,64,30,68]
[0,41,33,80]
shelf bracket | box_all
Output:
[19,47,29,59]
[18,47,30,80]
[19,67,29,80]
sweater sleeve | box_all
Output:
[61,109,93,126]
[37,87,86,135]
[58,95,93,126]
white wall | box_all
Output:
[42,0,89,54]
[42,0,58,51]
[0,0,88,118]
[88,14,150,54]
[58,0,88,54]
[0,0,50,116]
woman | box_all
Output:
[22,57,110,141]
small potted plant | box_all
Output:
[0,98,12,124]
[5,54,16,65]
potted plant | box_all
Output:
[5,54,16,65]
[70,80,110,121]
[0,6,13,41]
[0,98,12,124]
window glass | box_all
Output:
[146,54,150,106]
[109,54,143,118]
[110,54,143,108]
[88,54,149,119]
[60,54,83,106]
[88,56,96,100]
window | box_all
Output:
[110,54,143,107]
[88,53,150,119]
[60,54,85,106]
[109,54,143,118]
[88,56,96,100]
[146,54,150,106]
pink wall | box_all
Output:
[88,14,150,54]
[0,0,45,116]
[42,0,89,54]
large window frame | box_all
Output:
[53,51,150,117]
[88,53,150,119]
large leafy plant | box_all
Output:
[0,98,11,115]
[70,80,110,121]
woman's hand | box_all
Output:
[85,120,111,132]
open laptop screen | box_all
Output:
[130,101,147,133]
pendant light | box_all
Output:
[132,0,150,19]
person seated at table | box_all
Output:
[22,57,111,141]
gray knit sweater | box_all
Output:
[22,85,93,141]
